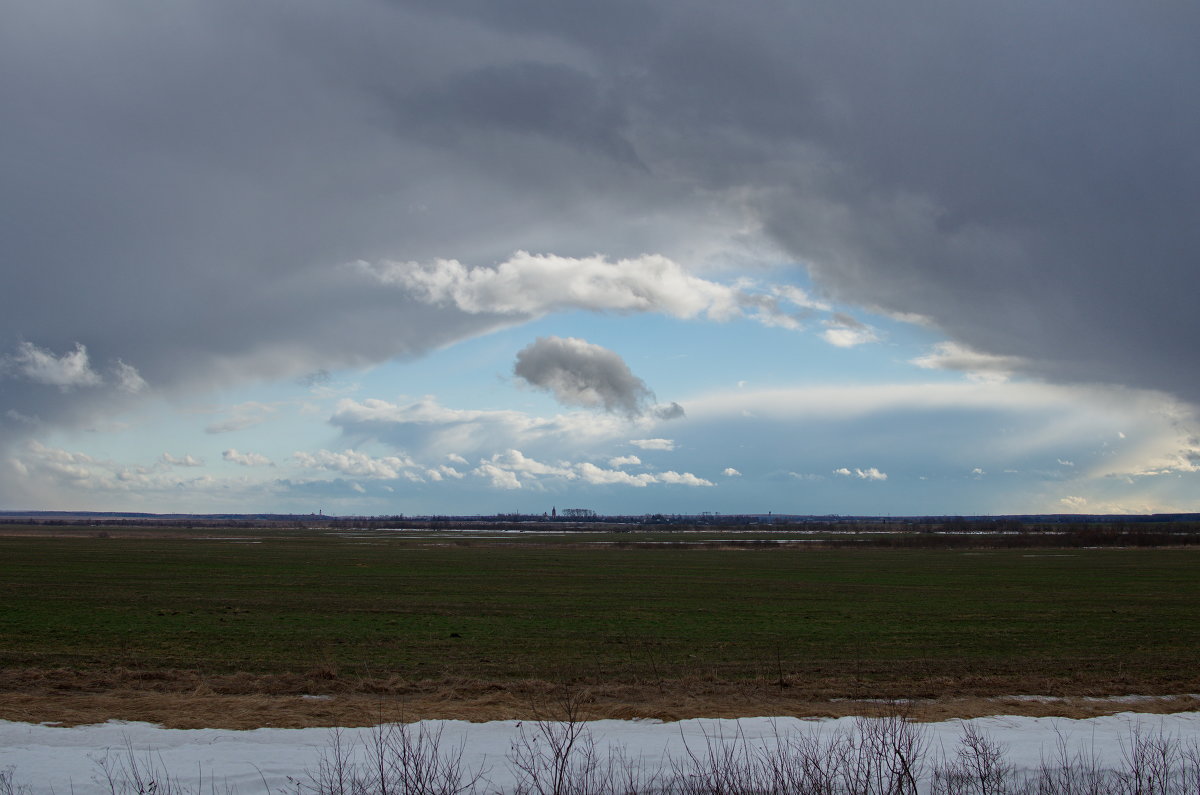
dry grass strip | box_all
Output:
[1,667,1198,729]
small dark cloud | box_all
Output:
[514,336,654,417]
[654,402,686,420]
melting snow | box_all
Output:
[3,712,1200,793]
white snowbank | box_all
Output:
[4,712,1200,793]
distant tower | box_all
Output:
[552,506,557,518]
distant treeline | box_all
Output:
[5,513,1200,547]
[605,524,1200,549]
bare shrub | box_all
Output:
[1113,723,1181,795]
[296,722,484,795]
[95,738,201,795]
[506,688,658,795]
[860,709,928,794]
[931,723,1012,795]
[1027,726,1112,795]
[666,705,928,794]
[0,767,31,795]
[667,721,763,794]
[1180,738,1200,794]
[763,725,845,794]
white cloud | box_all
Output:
[423,464,466,482]
[480,449,575,479]
[834,467,888,481]
[473,462,522,489]
[292,448,416,479]
[684,381,1156,423]
[357,252,839,335]
[350,482,366,494]
[672,379,1200,512]
[773,284,831,312]
[161,452,204,467]
[22,441,98,482]
[446,453,469,465]
[609,455,641,468]
[1060,496,1089,510]
[576,462,656,487]
[5,342,102,390]
[657,470,715,486]
[679,381,1200,508]
[1100,437,1200,477]
[574,463,713,488]
[630,438,675,451]
[722,467,741,477]
[359,252,744,321]
[8,441,273,505]
[331,396,633,456]
[222,448,273,467]
[821,327,881,348]
[910,342,1026,383]
[820,314,881,348]
[464,449,712,490]
[1078,402,1200,479]
[112,360,147,393]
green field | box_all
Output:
[2,531,1199,696]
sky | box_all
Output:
[2,0,1200,517]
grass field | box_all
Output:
[2,529,1199,725]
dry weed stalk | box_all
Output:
[506,687,659,795]
[294,722,484,795]
[0,767,31,795]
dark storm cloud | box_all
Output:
[412,61,643,167]
[717,2,1200,404]
[2,0,1199,480]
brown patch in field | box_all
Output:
[1,667,1198,729]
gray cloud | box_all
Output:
[628,2,1200,404]
[514,336,655,417]
[205,403,277,435]
[2,0,1198,497]
[653,402,686,421]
